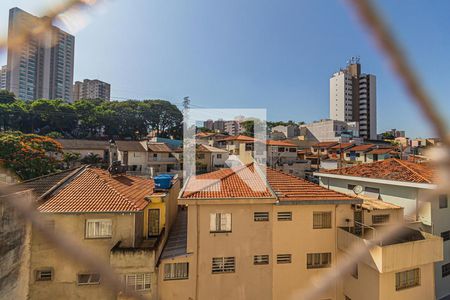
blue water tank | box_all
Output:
[154,174,173,189]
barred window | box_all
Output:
[313,212,332,229]
[443,263,450,278]
[277,211,292,221]
[253,255,269,265]
[441,230,450,242]
[372,214,390,224]
[125,273,151,292]
[77,273,100,285]
[307,252,331,269]
[254,212,269,222]
[396,268,420,290]
[210,213,232,233]
[276,254,292,264]
[439,195,448,209]
[85,219,112,238]
[164,263,189,280]
[35,269,53,281]
[212,257,235,274]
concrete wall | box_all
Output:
[29,213,137,299]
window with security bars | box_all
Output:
[85,219,112,238]
[164,263,189,280]
[77,273,100,285]
[313,212,332,229]
[210,213,232,233]
[395,268,420,290]
[125,273,151,292]
[439,195,448,209]
[254,212,269,221]
[442,263,450,278]
[212,257,235,273]
[307,252,331,269]
[254,255,269,265]
[35,269,53,281]
[277,211,292,221]
[276,254,292,264]
[372,214,390,224]
[441,230,450,242]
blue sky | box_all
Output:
[1,0,449,138]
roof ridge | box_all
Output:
[182,164,258,198]
[88,169,142,210]
[394,158,432,184]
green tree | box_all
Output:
[0,131,63,180]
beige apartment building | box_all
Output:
[73,79,111,101]
[158,164,442,300]
[27,166,180,300]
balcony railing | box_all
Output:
[148,157,178,164]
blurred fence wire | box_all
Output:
[0,0,449,299]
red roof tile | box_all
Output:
[312,142,339,148]
[329,143,354,150]
[216,135,255,142]
[265,140,297,147]
[366,148,394,155]
[181,164,354,202]
[318,158,434,184]
[346,144,375,152]
[38,168,156,213]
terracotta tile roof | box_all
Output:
[312,142,339,148]
[265,140,297,147]
[318,158,434,184]
[13,168,83,199]
[115,140,146,152]
[181,164,355,202]
[366,148,394,155]
[346,144,375,152]
[56,139,109,150]
[359,197,402,210]
[197,144,228,153]
[216,135,255,142]
[266,168,354,202]
[329,143,354,150]
[38,168,155,213]
[147,142,172,153]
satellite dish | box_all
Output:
[353,185,363,195]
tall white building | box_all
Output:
[330,57,376,140]
[0,66,7,90]
[6,7,75,102]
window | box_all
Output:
[396,268,420,290]
[276,254,292,264]
[365,187,380,194]
[217,154,222,159]
[153,153,158,158]
[35,269,53,281]
[198,153,205,159]
[125,273,151,292]
[212,257,235,273]
[85,219,112,238]
[254,212,269,221]
[313,212,332,229]
[439,195,448,209]
[441,231,450,241]
[254,255,269,265]
[289,148,297,153]
[277,211,292,221]
[348,184,356,191]
[372,214,390,224]
[210,213,232,233]
[164,263,189,280]
[351,263,358,279]
[307,253,331,269]
[77,273,100,285]
[278,147,285,152]
[442,263,450,278]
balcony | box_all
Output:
[337,226,442,273]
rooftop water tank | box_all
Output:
[154,174,174,189]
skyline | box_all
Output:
[1,0,450,138]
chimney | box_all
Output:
[109,139,118,167]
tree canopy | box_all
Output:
[0,131,63,180]
[0,97,183,140]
